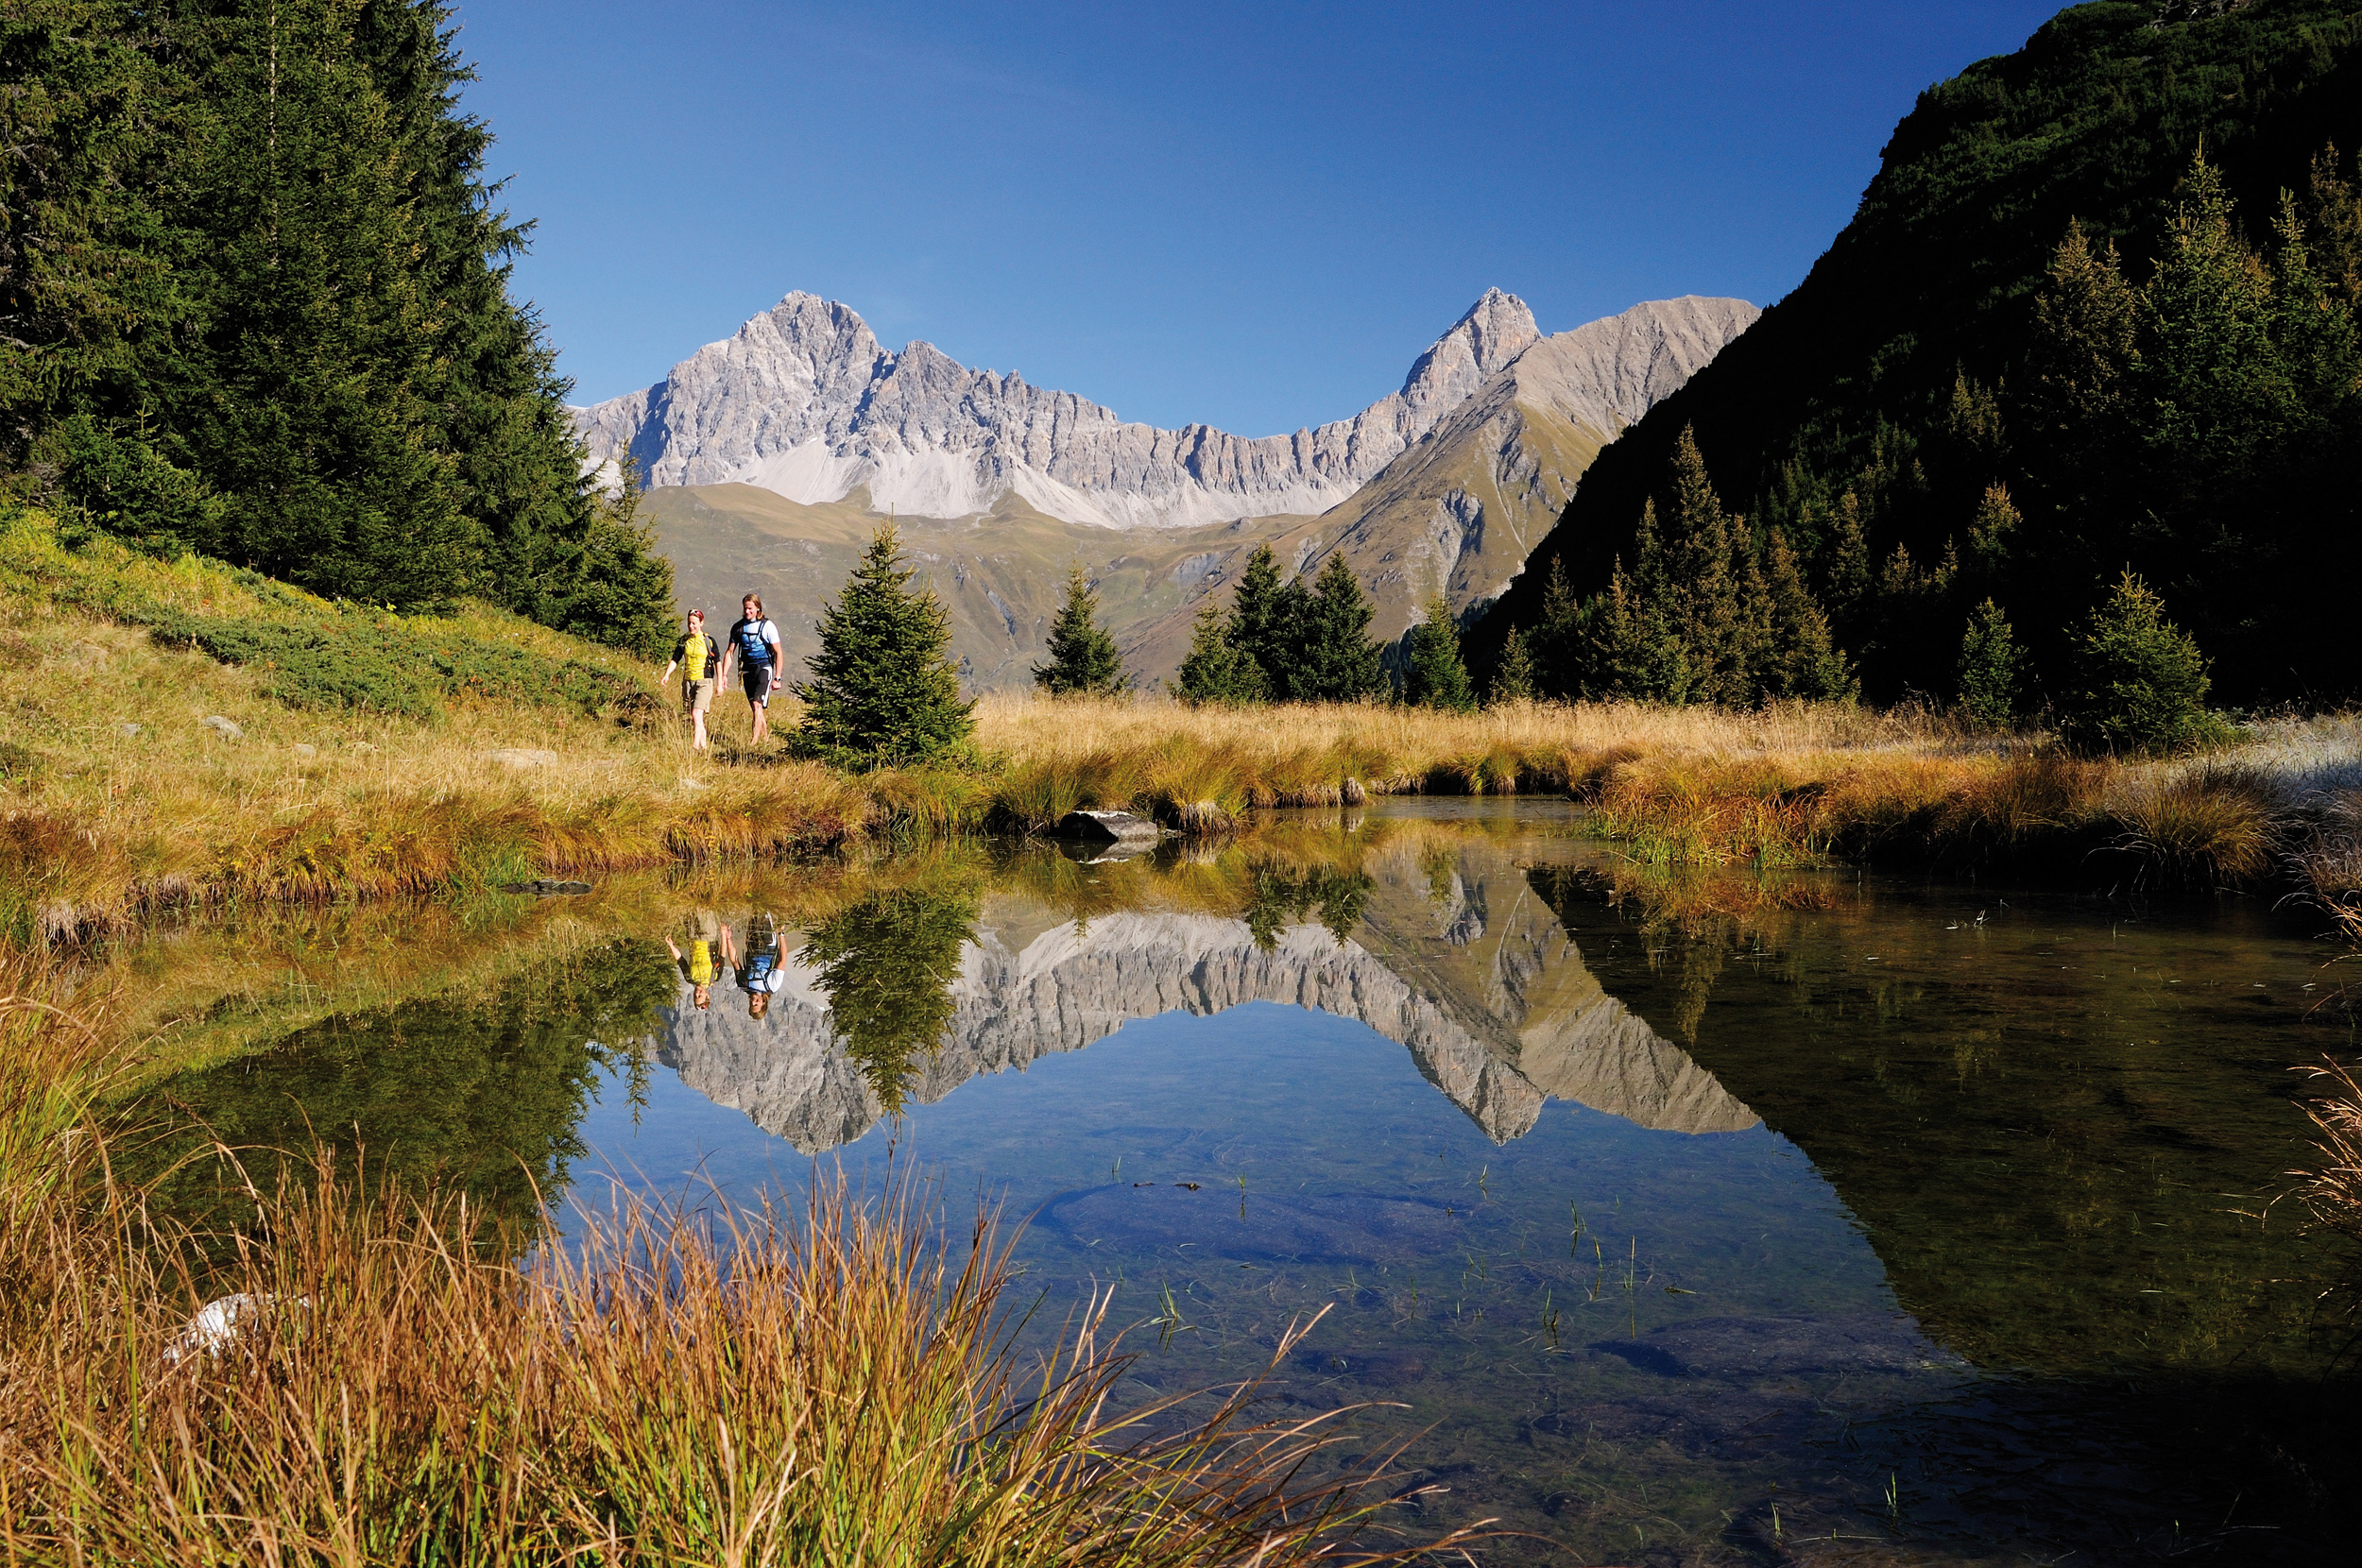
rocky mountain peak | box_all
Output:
[573,285,1751,532]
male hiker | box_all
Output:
[719,592,783,744]
[719,912,787,1021]
[659,608,721,750]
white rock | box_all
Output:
[164,1292,303,1366]
[482,748,559,770]
[290,742,317,758]
[201,715,243,741]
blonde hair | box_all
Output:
[743,592,765,617]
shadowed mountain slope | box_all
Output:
[1470,0,2362,702]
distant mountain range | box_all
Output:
[573,289,1755,688]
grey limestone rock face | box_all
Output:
[572,289,1755,532]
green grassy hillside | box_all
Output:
[1476,0,2362,705]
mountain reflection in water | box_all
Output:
[114,799,2362,1564]
[655,828,1758,1151]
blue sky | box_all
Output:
[458,1,2064,434]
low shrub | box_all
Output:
[142,607,659,720]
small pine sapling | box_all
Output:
[1956,599,2022,728]
[1488,626,1535,706]
[790,524,975,768]
[1403,594,1475,711]
[1033,565,1129,696]
[2058,571,2220,755]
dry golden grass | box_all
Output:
[969,691,1958,832]
[2292,1057,2362,1258]
[10,507,2357,947]
[0,946,1480,1566]
[0,585,874,943]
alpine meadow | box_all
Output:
[4,3,2362,1566]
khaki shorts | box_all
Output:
[681,677,713,713]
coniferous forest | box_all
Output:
[0,0,674,655]
[1478,0,2362,712]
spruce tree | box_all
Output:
[1175,601,1267,705]
[564,457,676,659]
[1583,547,1688,702]
[1225,543,1304,699]
[1760,529,1856,701]
[1956,599,2021,727]
[1488,626,1535,706]
[5,0,674,641]
[1821,492,1873,635]
[2058,571,2217,756]
[1033,564,1129,696]
[2028,218,2140,436]
[1403,594,1475,711]
[1587,502,1692,701]
[1528,555,1582,699]
[1964,483,2020,580]
[1292,553,1383,703]
[791,524,975,768]
[1663,425,1750,703]
[1733,551,1776,702]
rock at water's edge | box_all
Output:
[1053,810,1161,845]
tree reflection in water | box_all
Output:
[1241,862,1373,950]
[800,882,981,1112]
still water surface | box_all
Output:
[128,801,2360,1565]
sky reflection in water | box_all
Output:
[563,800,2359,1564]
[137,799,2361,1564]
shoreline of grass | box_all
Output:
[6,512,2355,946]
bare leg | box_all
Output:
[750,690,769,744]
[693,708,710,749]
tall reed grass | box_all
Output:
[0,946,1478,1565]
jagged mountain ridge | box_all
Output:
[623,291,1756,689]
[574,290,1754,534]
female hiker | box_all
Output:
[720,592,783,744]
[659,608,721,750]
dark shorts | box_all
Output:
[741,661,775,705]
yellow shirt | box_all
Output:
[679,634,710,680]
[684,940,715,985]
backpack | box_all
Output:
[734,618,776,665]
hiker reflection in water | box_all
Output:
[721,912,786,1020]
[664,908,723,1011]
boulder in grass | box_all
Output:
[1053,809,1161,848]
[201,714,243,741]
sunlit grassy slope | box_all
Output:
[7,508,2354,944]
[0,511,870,941]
